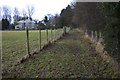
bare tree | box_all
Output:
[27,5,35,19]
[13,7,19,22]
[22,9,27,18]
[2,6,11,19]
[2,6,11,23]
[70,1,76,9]
[13,7,19,16]
[21,9,28,21]
[48,14,55,26]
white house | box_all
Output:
[15,19,37,30]
[15,25,23,29]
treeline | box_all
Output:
[38,5,73,30]
[62,2,119,62]
[0,5,74,30]
[38,5,74,30]
[99,2,120,62]
[1,2,120,61]
[42,2,120,62]
[1,6,35,30]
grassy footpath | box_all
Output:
[3,29,119,78]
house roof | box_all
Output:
[18,19,35,24]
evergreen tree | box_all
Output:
[2,19,9,30]
[99,2,120,61]
[60,5,73,27]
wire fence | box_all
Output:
[85,30,102,43]
[2,26,70,74]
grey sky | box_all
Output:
[0,0,73,21]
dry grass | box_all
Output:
[77,29,120,76]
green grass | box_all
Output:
[2,29,119,78]
[2,29,63,73]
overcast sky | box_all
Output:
[0,0,73,21]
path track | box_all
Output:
[3,29,119,78]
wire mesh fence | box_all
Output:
[85,30,102,42]
[2,26,70,73]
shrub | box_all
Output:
[103,21,120,62]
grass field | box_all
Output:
[2,29,119,78]
[2,29,63,73]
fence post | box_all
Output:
[53,29,54,41]
[51,28,53,42]
[95,31,98,42]
[64,27,66,34]
[39,28,41,50]
[46,29,48,43]
[56,28,58,37]
[91,31,93,40]
[63,27,65,35]
[63,26,66,35]
[25,24,30,56]
[99,31,102,38]
[55,28,57,39]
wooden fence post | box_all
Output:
[55,28,57,39]
[91,31,93,39]
[53,29,54,40]
[64,27,66,34]
[95,31,98,42]
[63,26,66,35]
[51,28,53,42]
[63,27,65,35]
[46,29,48,43]
[99,31,102,38]
[25,24,30,56]
[56,29,58,37]
[39,28,41,50]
